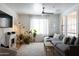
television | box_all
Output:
[0,10,13,28]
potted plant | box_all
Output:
[23,31,31,44]
[32,29,37,42]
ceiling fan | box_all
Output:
[42,6,54,15]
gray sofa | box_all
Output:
[44,34,79,56]
[51,36,79,56]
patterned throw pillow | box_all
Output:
[63,37,71,44]
[69,36,76,45]
[59,34,64,40]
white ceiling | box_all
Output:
[5,3,78,15]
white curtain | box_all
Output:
[30,18,49,35]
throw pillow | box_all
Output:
[53,33,58,38]
[59,34,64,40]
[53,33,60,39]
[63,37,71,44]
[74,38,79,46]
[70,36,76,45]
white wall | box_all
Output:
[0,4,17,45]
[18,14,60,34]
[18,14,30,31]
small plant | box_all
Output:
[32,29,37,38]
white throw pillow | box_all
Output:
[53,33,58,38]
[50,34,61,41]
[62,36,66,43]
[53,33,60,39]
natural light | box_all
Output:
[30,18,49,35]
[62,11,77,36]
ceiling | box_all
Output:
[5,3,78,15]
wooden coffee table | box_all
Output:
[44,42,54,56]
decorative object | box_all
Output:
[23,31,31,44]
[15,22,32,44]
[17,30,32,44]
[13,22,32,48]
[0,10,13,28]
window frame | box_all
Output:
[62,11,78,37]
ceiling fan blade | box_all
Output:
[42,11,54,14]
[42,6,54,15]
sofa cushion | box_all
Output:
[51,37,61,42]
[51,41,63,46]
[55,43,69,55]
[69,36,76,45]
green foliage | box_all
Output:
[32,29,37,38]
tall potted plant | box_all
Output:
[23,31,30,44]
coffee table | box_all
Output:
[44,42,54,56]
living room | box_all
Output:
[0,3,79,56]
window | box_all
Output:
[62,16,67,35]
[67,11,77,36]
[62,11,77,36]
[30,18,49,35]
